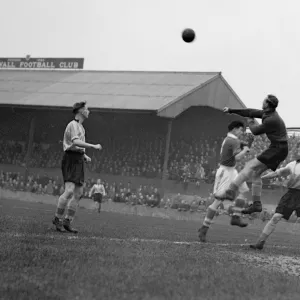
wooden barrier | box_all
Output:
[0,163,286,202]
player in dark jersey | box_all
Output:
[198,121,251,242]
[214,95,288,215]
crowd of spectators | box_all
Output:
[0,108,220,183]
[0,135,219,182]
[0,171,64,196]
[1,170,277,222]
[1,106,300,192]
[0,171,214,212]
[1,133,299,187]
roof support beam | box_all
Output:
[161,119,173,197]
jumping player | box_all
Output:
[52,101,102,233]
[198,121,251,242]
[214,95,288,215]
[89,179,106,213]
[250,142,300,250]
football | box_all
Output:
[182,28,196,43]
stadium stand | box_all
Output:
[1,69,298,212]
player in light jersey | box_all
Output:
[89,179,106,213]
[52,101,102,233]
[198,121,252,242]
[250,142,300,250]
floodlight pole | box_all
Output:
[161,118,173,197]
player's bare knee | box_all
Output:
[241,162,254,177]
[74,186,83,201]
[271,213,282,224]
[64,182,75,198]
[63,190,73,199]
[247,166,258,178]
[244,160,254,171]
[74,192,82,201]
[251,159,268,175]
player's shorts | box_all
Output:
[275,188,300,220]
[213,165,249,198]
[61,151,85,186]
[257,142,288,171]
[93,193,103,203]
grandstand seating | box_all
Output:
[1,106,299,210]
[1,133,299,188]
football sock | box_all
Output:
[55,194,69,219]
[252,178,262,203]
[233,197,246,217]
[65,196,79,221]
[259,213,282,242]
[203,199,222,227]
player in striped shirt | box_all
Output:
[250,142,300,250]
[52,101,102,233]
[89,179,106,213]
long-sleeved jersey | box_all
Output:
[229,108,287,143]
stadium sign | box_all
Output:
[0,57,84,69]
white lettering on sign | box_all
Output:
[0,58,83,69]
[0,61,16,68]
[59,62,78,69]
[19,61,56,68]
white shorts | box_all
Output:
[213,165,249,195]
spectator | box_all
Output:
[45,180,54,195]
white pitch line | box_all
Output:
[0,232,298,250]
[8,206,300,235]
[12,206,53,212]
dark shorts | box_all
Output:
[93,193,103,203]
[275,188,300,220]
[61,151,85,186]
[257,142,288,171]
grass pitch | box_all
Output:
[1,198,300,300]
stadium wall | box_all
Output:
[0,163,211,195]
[0,187,206,222]
[0,163,286,205]
[0,187,279,221]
